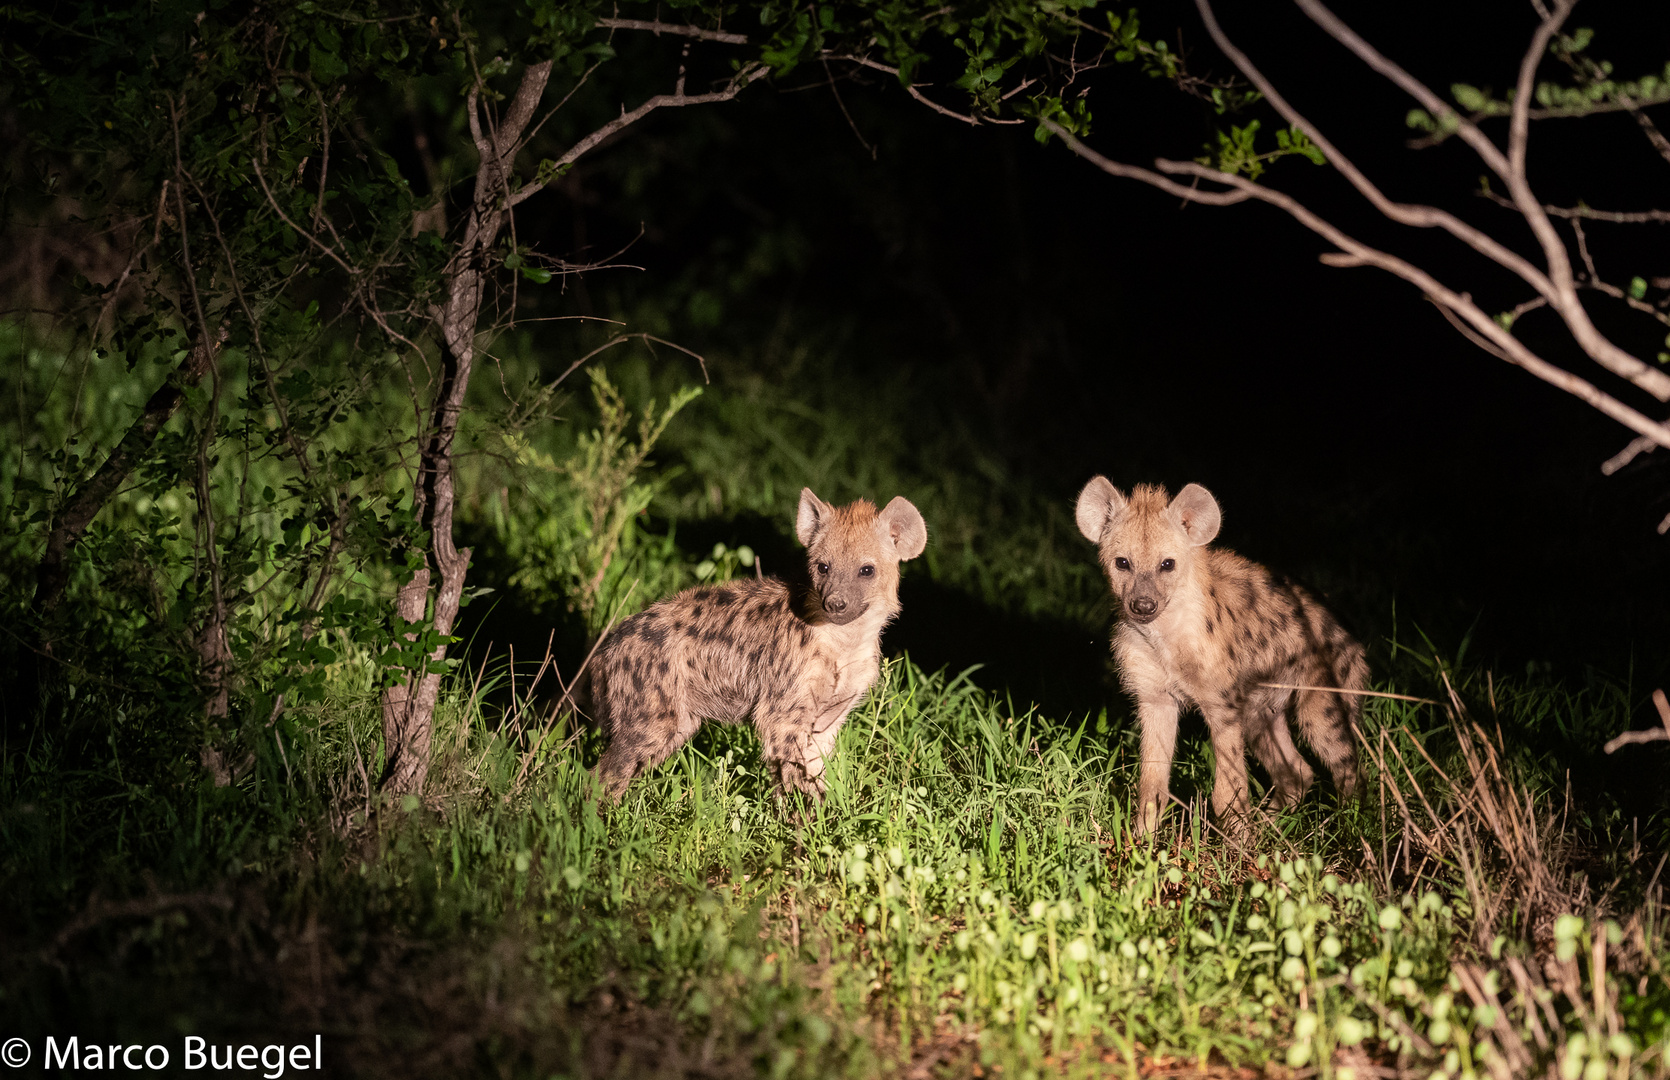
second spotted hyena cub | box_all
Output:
[592,488,926,802]
[1076,478,1364,836]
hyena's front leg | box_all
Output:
[755,702,826,801]
[798,698,856,796]
[1199,704,1251,837]
[1134,694,1180,837]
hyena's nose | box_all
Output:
[824,596,847,615]
[1129,596,1157,617]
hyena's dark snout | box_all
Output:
[1127,594,1160,622]
[820,589,867,624]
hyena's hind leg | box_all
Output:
[1242,691,1315,808]
[1293,647,1366,799]
[593,689,701,801]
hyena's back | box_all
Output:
[591,579,812,794]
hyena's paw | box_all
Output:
[771,760,827,808]
[1133,798,1166,840]
[590,764,634,803]
[1329,761,1362,803]
[1266,776,1313,810]
[1214,807,1252,845]
[592,744,641,803]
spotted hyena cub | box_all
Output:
[591,488,926,802]
[1075,478,1364,837]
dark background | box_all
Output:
[459,1,1670,722]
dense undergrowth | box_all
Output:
[3,648,1668,1078]
[4,328,1670,1077]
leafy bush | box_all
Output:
[492,367,706,633]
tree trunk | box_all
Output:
[35,320,230,613]
[378,62,551,798]
[371,54,756,795]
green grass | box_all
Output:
[3,325,1667,1078]
[5,653,1666,1078]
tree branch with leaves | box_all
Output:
[1030,0,1670,529]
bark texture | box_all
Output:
[378,63,551,796]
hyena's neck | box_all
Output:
[1127,572,1209,647]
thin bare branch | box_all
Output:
[507,65,770,209]
[1168,158,1670,449]
[1601,434,1657,476]
[1506,296,1549,322]
[1043,118,1670,454]
[514,59,607,161]
[1037,123,1250,206]
[594,17,747,44]
[249,153,359,279]
[823,56,877,159]
[1273,0,1670,402]
[823,54,1026,126]
[1603,689,1670,753]
[94,183,169,340]
[1482,188,1670,224]
[1626,104,1670,166]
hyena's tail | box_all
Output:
[565,653,601,730]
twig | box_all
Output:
[1600,433,1658,476]
[1256,682,1441,706]
[1035,122,1249,206]
[508,66,770,209]
[594,17,747,44]
[823,56,877,159]
[1479,188,1670,225]
[1603,688,1670,754]
[822,54,1026,126]
[93,181,170,339]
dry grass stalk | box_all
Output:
[1369,673,1668,1079]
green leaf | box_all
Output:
[1451,83,1487,112]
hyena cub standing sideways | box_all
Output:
[592,489,926,802]
[1075,478,1364,837]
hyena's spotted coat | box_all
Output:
[1076,478,1364,837]
[592,488,926,802]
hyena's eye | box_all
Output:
[1113,557,1131,572]
[858,565,875,577]
[1159,558,1175,572]
[816,562,830,575]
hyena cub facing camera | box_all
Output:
[592,489,926,803]
[1076,478,1364,838]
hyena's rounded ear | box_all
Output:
[1168,483,1221,546]
[796,487,833,547]
[879,497,927,561]
[1075,476,1125,543]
